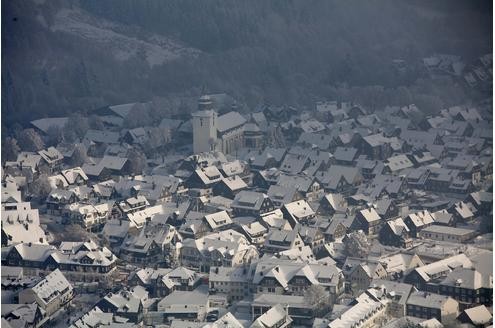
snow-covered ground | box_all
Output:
[51,8,201,67]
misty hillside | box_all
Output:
[2,0,491,127]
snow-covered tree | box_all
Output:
[18,129,45,152]
[71,144,89,166]
[304,285,332,317]
[2,137,20,162]
[29,174,52,199]
[343,230,371,259]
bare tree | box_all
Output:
[65,113,90,140]
[124,103,152,128]
[46,125,64,146]
[2,137,20,162]
[144,127,170,153]
[71,144,89,166]
[30,174,52,199]
[343,230,371,259]
[127,148,147,175]
[18,129,45,152]
[89,115,105,130]
[304,285,332,317]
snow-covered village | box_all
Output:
[1,1,493,328]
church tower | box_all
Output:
[192,95,218,154]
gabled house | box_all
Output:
[102,218,130,248]
[403,210,435,237]
[82,156,131,181]
[239,221,268,246]
[219,160,250,180]
[95,289,144,324]
[267,185,302,208]
[281,200,316,227]
[129,266,201,298]
[351,207,383,235]
[263,229,304,254]
[203,210,233,232]
[404,254,473,290]
[358,133,393,160]
[406,292,459,323]
[213,175,248,199]
[431,209,455,226]
[231,191,275,217]
[296,225,325,253]
[316,165,362,194]
[179,230,259,272]
[333,147,359,166]
[457,305,493,327]
[379,218,412,248]
[245,147,287,171]
[60,167,89,185]
[64,202,113,232]
[4,152,43,183]
[347,261,388,294]
[37,147,64,172]
[114,195,150,218]
[209,266,250,302]
[250,304,292,328]
[252,168,281,190]
[449,201,475,223]
[1,303,48,328]
[279,152,311,175]
[317,193,347,216]
[2,202,47,246]
[327,286,389,328]
[276,174,323,202]
[406,167,430,189]
[18,269,73,317]
[67,306,134,328]
[119,223,180,266]
[384,154,414,174]
[433,266,493,306]
[158,287,210,322]
[323,217,348,242]
[187,166,223,189]
[465,191,492,215]
[297,132,333,151]
[179,217,211,240]
[374,198,399,220]
[251,258,344,298]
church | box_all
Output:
[192,95,246,155]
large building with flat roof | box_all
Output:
[419,225,477,243]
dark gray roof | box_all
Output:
[334,147,358,162]
[217,111,247,133]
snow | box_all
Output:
[51,9,201,67]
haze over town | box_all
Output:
[1,1,493,328]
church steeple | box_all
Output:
[198,94,213,111]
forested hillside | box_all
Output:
[2,0,491,129]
